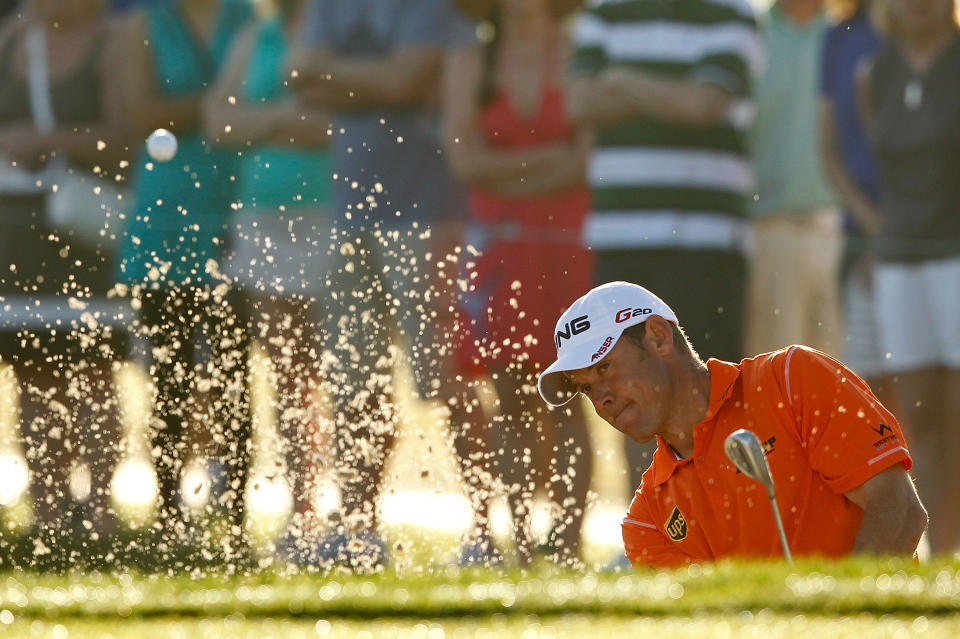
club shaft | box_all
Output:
[768,494,793,564]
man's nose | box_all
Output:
[588,384,615,413]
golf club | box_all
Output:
[724,428,793,564]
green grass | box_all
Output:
[0,558,959,637]
[1,613,958,639]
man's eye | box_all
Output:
[599,362,610,372]
[581,385,591,394]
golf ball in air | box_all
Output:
[146,128,178,162]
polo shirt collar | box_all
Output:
[649,358,742,487]
[702,358,740,422]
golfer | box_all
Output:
[538,282,928,567]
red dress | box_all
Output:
[457,85,594,374]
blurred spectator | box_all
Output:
[109,0,170,13]
[0,0,128,562]
[748,0,842,356]
[566,0,760,536]
[857,0,960,553]
[287,0,477,570]
[444,0,592,565]
[819,2,894,400]
[0,0,16,20]
[203,0,335,565]
[114,0,253,562]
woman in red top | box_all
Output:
[445,0,593,565]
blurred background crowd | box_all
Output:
[0,0,957,573]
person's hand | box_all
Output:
[852,201,882,237]
[274,101,333,147]
[286,46,336,91]
[525,140,578,168]
[599,66,633,94]
[0,124,52,170]
[852,251,875,286]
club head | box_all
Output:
[724,429,775,495]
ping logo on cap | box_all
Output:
[555,314,590,350]
[665,506,688,541]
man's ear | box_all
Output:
[644,316,674,355]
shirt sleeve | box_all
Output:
[395,0,476,48]
[820,25,838,98]
[300,0,330,45]
[622,492,694,568]
[568,5,608,77]
[689,3,762,99]
[781,346,912,495]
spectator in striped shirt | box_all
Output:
[566,0,761,516]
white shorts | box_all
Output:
[843,270,886,379]
[226,210,334,299]
[874,256,960,372]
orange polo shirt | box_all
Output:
[622,346,912,568]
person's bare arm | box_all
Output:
[854,56,875,134]
[203,25,331,149]
[605,67,733,125]
[443,45,587,196]
[844,465,928,555]
[568,67,734,128]
[491,129,590,197]
[566,74,638,128]
[0,18,129,171]
[0,123,51,169]
[117,12,203,138]
[819,97,880,235]
[288,44,444,109]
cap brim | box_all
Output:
[537,361,578,408]
[537,332,627,407]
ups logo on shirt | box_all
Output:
[664,506,688,541]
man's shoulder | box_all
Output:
[741,344,827,369]
[741,345,854,396]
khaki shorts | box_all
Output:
[746,207,844,356]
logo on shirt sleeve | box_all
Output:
[871,422,892,436]
[664,506,688,541]
[871,422,899,449]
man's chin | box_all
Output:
[627,429,655,445]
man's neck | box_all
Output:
[778,0,822,26]
[901,24,957,73]
[660,360,711,459]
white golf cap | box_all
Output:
[537,281,678,407]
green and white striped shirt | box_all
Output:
[570,0,761,251]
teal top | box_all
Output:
[117,0,250,287]
[236,16,330,213]
[750,5,837,217]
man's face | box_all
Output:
[32,0,103,25]
[565,333,672,443]
[887,0,955,35]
